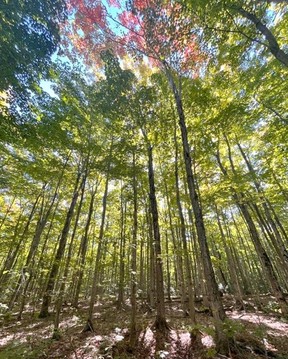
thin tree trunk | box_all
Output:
[39,170,82,318]
[139,224,145,303]
[53,173,91,335]
[1,194,41,300]
[237,141,288,267]
[216,149,288,315]
[72,182,96,307]
[0,208,25,287]
[0,197,15,231]
[250,203,288,282]
[164,231,172,302]
[232,212,258,294]
[147,203,156,308]
[32,196,61,303]
[215,206,244,309]
[117,184,126,309]
[16,167,67,318]
[129,151,138,348]
[147,145,169,332]
[68,169,90,301]
[9,193,47,311]
[84,163,110,331]
[173,121,197,321]
[165,68,227,352]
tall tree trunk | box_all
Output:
[54,172,91,335]
[84,167,110,331]
[72,179,97,307]
[117,183,126,309]
[68,169,89,301]
[249,203,288,283]
[232,213,258,294]
[173,125,196,322]
[129,151,138,348]
[32,197,61,303]
[216,149,288,315]
[0,208,25,288]
[147,203,156,308]
[0,194,40,289]
[164,231,172,302]
[237,141,288,268]
[165,68,228,352]
[0,197,15,231]
[147,145,169,332]
[139,224,145,303]
[16,166,67,318]
[165,199,185,312]
[215,206,244,309]
[39,170,82,318]
[239,203,288,314]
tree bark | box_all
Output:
[165,67,228,352]
[236,7,288,66]
[0,193,41,289]
[16,165,67,318]
[147,145,170,332]
[237,141,288,269]
[39,170,82,318]
[173,124,196,322]
[215,206,244,309]
[85,163,110,331]
[216,149,288,315]
[117,183,126,308]
[129,151,138,348]
[73,184,96,307]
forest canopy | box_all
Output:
[0,1,287,358]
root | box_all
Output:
[38,309,50,319]
[82,318,94,332]
[52,328,62,340]
[152,316,171,333]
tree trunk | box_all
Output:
[147,145,169,333]
[173,126,196,322]
[84,168,110,331]
[165,68,228,352]
[147,203,156,308]
[237,141,288,270]
[164,231,172,302]
[215,206,244,309]
[236,6,288,67]
[117,183,126,309]
[73,184,96,307]
[216,149,288,315]
[16,167,67,318]
[39,170,82,318]
[0,195,40,289]
[53,171,90,335]
[0,197,15,230]
[129,151,138,348]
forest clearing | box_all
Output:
[0,0,287,358]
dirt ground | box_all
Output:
[0,295,288,359]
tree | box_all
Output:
[184,0,288,67]
[63,0,231,352]
[0,0,66,93]
[1,0,288,355]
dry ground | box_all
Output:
[0,295,288,359]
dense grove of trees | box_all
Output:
[0,0,287,356]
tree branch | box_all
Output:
[235,6,288,66]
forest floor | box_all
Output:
[0,295,288,359]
